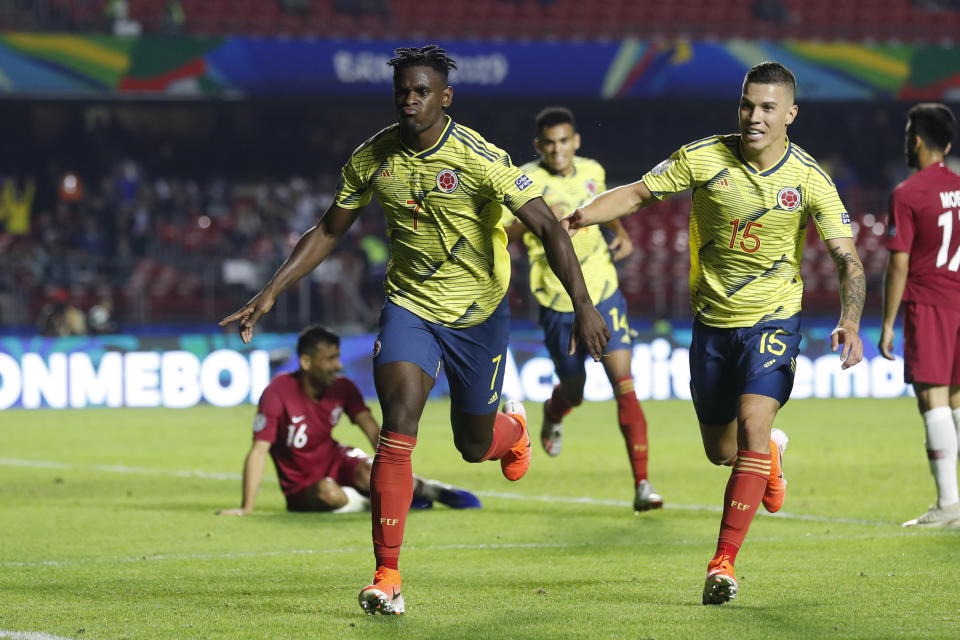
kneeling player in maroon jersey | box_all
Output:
[217,325,480,516]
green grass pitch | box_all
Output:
[1,397,959,639]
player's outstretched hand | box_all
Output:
[831,319,863,370]
[560,209,587,237]
[569,303,610,361]
[219,290,277,344]
[608,230,634,261]
[216,508,249,516]
[878,325,896,360]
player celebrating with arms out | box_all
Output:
[880,103,960,528]
[216,325,481,516]
[220,45,609,616]
[502,106,662,511]
[565,61,865,604]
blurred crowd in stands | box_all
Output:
[0,162,390,333]
[3,147,949,335]
[0,96,956,334]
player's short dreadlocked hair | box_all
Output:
[743,61,796,101]
[535,106,576,135]
[907,103,956,152]
[297,324,339,357]
[388,45,457,84]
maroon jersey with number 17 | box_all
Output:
[886,162,960,310]
[253,372,369,495]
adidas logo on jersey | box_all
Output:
[488,391,499,405]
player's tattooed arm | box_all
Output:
[827,239,866,325]
[825,236,866,369]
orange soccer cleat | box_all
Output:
[702,554,738,605]
[358,566,405,615]
[763,428,789,513]
[500,399,531,481]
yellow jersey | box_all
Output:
[642,134,852,328]
[502,156,618,312]
[334,116,541,327]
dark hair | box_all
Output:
[535,106,576,134]
[907,103,957,152]
[743,61,796,101]
[297,325,340,357]
[388,45,457,84]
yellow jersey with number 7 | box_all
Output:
[334,115,541,328]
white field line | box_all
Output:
[3,529,949,571]
[0,457,891,527]
[0,631,79,640]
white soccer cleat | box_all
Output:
[503,398,526,423]
[633,479,663,512]
[902,502,960,528]
[540,403,563,457]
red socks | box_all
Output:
[715,450,771,563]
[370,430,416,570]
[544,384,579,424]
[614,376,649,486]
[480,412,524,461]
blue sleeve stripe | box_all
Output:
[792,155,833,186]
[687,135,718,148]
[454,126,499,158]
[452,130,498,162]
[686,138,722,153]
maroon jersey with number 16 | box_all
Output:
[253,372,369,495]
[886,162,960,310]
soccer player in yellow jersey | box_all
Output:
[565,62,866,605]
[219,45,609,616]
[503,107,662,511]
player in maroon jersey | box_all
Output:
[880,103,960,528]
[217,325,481,515]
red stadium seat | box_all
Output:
[55,0,947,41]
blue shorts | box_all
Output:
[373,297,510,415]
[540,289,633,379]
[689,314,802,425]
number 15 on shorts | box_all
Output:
[759,330,787,356]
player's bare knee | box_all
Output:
[454,437,488,463]
[558,378,585,406]
[706,450,736,466]
[316,478,348,509]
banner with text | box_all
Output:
[0,325,908,410]
[0,34,957,100]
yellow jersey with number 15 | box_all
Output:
[642,134,852,328]
[334,115,541,328]
[501,156,618,312]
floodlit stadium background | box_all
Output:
[1,0,959,407]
